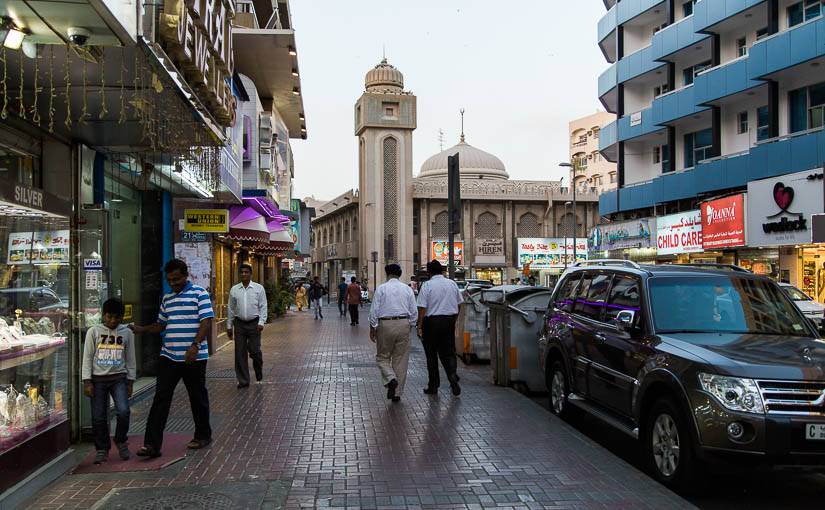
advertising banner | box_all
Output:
[517,238,587,268]
[184,209,229,232]
[747,170,823,247]
[7,230,70,264]
[589,218,656,252]
[431,241,464,266]
[656,211,703,255]
[702,194,746,249]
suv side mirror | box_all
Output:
[614,310,643,338]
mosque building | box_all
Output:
[311,59,600,288]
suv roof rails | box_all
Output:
[573,259,641,269]
[674,263,751,273]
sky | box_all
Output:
[289,1,607,202]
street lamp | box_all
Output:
[564,201,572,270]
[559,162,577,263]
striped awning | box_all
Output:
[224,206,270,242]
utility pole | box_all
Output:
[448,153,461,280]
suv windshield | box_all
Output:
[649,276,811,336]
[782,285,811,301]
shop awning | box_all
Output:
[224,206,270,242]
[242,191,292,225]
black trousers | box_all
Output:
[348,304,359,324]
[234,319,263,385]
[338,298,346,315]
[144,357,211,451]
[422,315,459,389]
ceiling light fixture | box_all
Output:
[288,46,297,56]
[292,87,300,95]
[291,68,299,77]
[1,19,28,50]
[299,112,305,120]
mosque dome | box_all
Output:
[365,58,404,93]
[418,140,509,180]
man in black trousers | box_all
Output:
[415,260,463,396]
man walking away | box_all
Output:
[369,264,417,402]
[310,277,326,319]
[345,276,362,325]
[227,262,267,388]
[337,277,348,316]
[130,259,213,457]
[416,260,463,396]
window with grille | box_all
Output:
[476,212,500,238]
[558,213,577,238]
[343,220,349,241]
[518,213,541,237]
[433,211,449,238]
[383,137,398,260]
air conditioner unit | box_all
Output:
[260,148,272,170]
[260,114,272,148]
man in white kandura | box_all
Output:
[227,263,268,388]
[368,264,418,403]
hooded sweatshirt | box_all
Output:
[81,323,136,381]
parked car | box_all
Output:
[456,278,493,290]
[539,261,825,492]
[779,282,824,329]
[0,287,66,315]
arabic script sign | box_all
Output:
[702,194,746,249]
[656,211,703,255]
[517,238,587,268]
[589,218,655,251]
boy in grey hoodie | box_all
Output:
[82,298,136,464]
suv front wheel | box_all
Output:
[547,360,569,418]
[643,397,700,493]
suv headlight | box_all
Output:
[698,373,765,414]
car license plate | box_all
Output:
[805,424,825,440]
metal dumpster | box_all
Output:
[483,285,552,393]
[455,287,490,363]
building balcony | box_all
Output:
[599,45,666,110]
[598,6,618,62]
[650,13,709,61]
[693,0,767,33]
[598,120,618,159]
[693,55,763,105]
[618,107,665,142]
[748,16,825,80]
[651,84,709,125]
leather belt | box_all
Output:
[235,317,259,323]
[379,316,409,321]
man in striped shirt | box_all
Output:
[130,259,214,457]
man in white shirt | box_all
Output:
[227,263,268,388]
[416,260,464,396]
[368,264,417,402]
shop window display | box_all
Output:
[0,210,70,454]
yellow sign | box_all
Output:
[185,209,228,232]
[124,304,133,320]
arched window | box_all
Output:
[432,211,449,238]
[343,219,350,242]
[352,217,358,238]
[558,213,578,238]
[475,211,500,238]
[517,212,541,237]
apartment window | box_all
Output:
[654,83,671,97]
[609,172,616,184]
[653,146,661,164]
[738,111,748,134]
[653,22,669,35]
[593,152,601,163]
[662,145,671,173]
[756,27,769,40]
[788,1,822,28]
[789,82,825,133]
[578,155,588,169]
[757,105,771,140]
[684,128,713,168]
[594,175,603,186]
[593,127,600,138]
[683,60,711,86]
[683,0,696,17]
[736,37,747,57]
[578,134,587,143]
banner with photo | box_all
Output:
[7,230,70,264]
[517,238,587,268]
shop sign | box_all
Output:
[123,304,133,320]
[158,0,235,126]
[630,111,642,127]
[181,231,207,242]
[475,238,504,256]
[656,211,703,255]
[589,218,655,251]
[83,258,103,270]
[184,209,228,232]
[0,178,72,217]
[517,238,587,268]
[702,194,746,249]
[290,220,299,251]
[431,241,464,266]
[7,230,70,264]
[747,170,823,247]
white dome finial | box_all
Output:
[460,108,465,143]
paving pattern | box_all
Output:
[25,305,693,509]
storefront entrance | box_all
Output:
[473,268,503,285]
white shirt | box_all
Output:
[368,277,418,328]
[226,281,267,329]
[417,275,464,316]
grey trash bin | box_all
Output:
[455,287,490,363]
[483,285,552,393]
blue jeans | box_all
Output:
[314,298,323,318]
[91,377,131,451]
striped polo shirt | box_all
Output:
[157,281,214,362]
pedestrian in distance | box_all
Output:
[369,264,417,402]
[304,280,312,309]
[337,277,348,316]
[345,276,362,325]
[227,262,267,388]
[310,276,326,319]
[295,283,308,311]
[82,298,135,464]
[528,276,537,286]
[130,259,214,458]
[416,260,463,396]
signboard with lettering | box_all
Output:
[184,209,228,232]
[431,241,464,266]
[158,0,235,126]
[747,170,823,247]
[0,178,72,217]
[475,238,504,256]
[181,231,207,242]
[7,230,70,264]
[589,218,656,252]
[517,238,587,268]
[702,194,746,249]
[83,258,103,270]
[630,111,642,127]
[656,211,703,255]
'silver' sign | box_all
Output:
[159,0,235,126]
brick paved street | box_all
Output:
[25,305,692,509]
